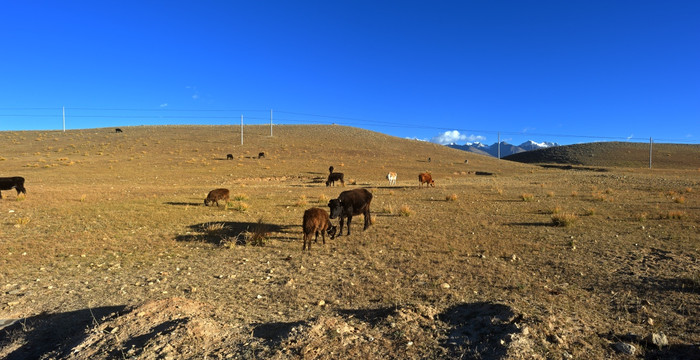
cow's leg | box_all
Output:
[303,233,309,251]
[321,230,326,245]
[346,215,352,235]
[0,190,2,199]
[363,210,371,230]
[338,217,345,237]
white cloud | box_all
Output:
[627,134,634,140]
[160,103,168,108]
[430,130,485,145]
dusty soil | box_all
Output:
[0,125,698,359]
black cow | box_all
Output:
[328,188,372,236]
[258,152,265,159]
[0,177,26,199]
[115,128,123,133]
[226,154,234,160]
[329,166,334,174]
[326,172,345,187]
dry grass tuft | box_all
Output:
[399,205,413,216]
[243,219,270,246]
[662,210,685,219]
[228,201,249,212]
[380,204,394,214]
[546,191,555,198]
[294,195,308,207]
[673,196,686,204]
[520,193,534,202]
[551,213,577,227]
[232,193,248,201]
[445,193,458,201]
[318,194,330,203]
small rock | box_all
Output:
[318,300,326,306]
[613,342,636,355]
[646,317,654,326]
[440,283,450,289]
[645,332,668,348]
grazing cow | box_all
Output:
[115,128,123,133]
[428,157,431,162]
[258,152,265,159]
[302,207,337,251]
[204,188,230,207]
[226,154,234,160]
[0,177,26,199]
[386,172,397,186]
[464,159,469,164]
[329,166,334,174]
[418,172,435,188]
[328,188,372,236]
[326,172,345,187]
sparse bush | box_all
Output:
[445,194,458,201]
[294,195,308,207]
[662,211,685,219]
[318,194,330,203]
[552,213,577,227]
[204,222,225,235]
[233,193,248,201]
[15,218,30,227]
[637,212,648,222]
[399,205,413,217]
[228,201,249,212]
[244,219,270,246]
[584,208,597,216]
[80,194,87,202]
[520,193,534,202]
[571,191,579,197]
[380,204,393,214]
[546,191,555,198]
[673,196,685,204]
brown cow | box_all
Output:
[204,188,230,206]
[326,172,345,187]
[0,177,26,199]
[418,172,435,188]
[328,188,372,236]
[302,207,337,251]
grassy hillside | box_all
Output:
[503,141,700,169]
[0,126,698,359]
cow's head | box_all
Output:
[328,199,343,219]
[325,180,331,187]
[204,199,210,206]
[429,180,435,187]
[326,224,337,239]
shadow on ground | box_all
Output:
[0,306,126,360]
[175,221,296,245]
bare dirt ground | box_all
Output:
[0,125,698,359]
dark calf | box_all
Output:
[328,188,372,236]
[115,128,123,133]
[258,152,265,159]
[226,154,234,160]
[326,172,344,187]
[204,188,230,207]
[0,177,26,199]
[302,207,337,251]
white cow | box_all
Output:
[386,172,397,186]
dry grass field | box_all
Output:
[0,125,698,359]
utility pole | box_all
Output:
[240,115,244,145]
[270,109,273,137]
[62,106,65,132]
[649,137,653,169]
[497,132,501,159]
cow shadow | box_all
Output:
[507,222,554,227]
[164,201,202,206]
[175,221,296,245]
[0,306,126,360]
[252,320,308,346]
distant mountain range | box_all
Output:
[447,140,560,158]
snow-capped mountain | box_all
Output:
[447,140,559,158]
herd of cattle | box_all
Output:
[1,160,437,251]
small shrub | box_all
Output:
[318,194,330,203]
[637,212,648,222]
[294,196,308,207]
[445,194,458,201]
[80,194,87,202]
[233,193,248,201]
[204,222,225,235]
[663,211,685,219]
[399,205,413,217]
[552,213,577,227]
[571,191,579,197]
[673,196,685,204]
[228,201,249,212]
[546,191,555,198]
[520,193,534,202]
[244,219,270,246]
[15,217,30,227]
[584,208,597,216]
[380,204,393,214]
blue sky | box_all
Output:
[1,1,698,145]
